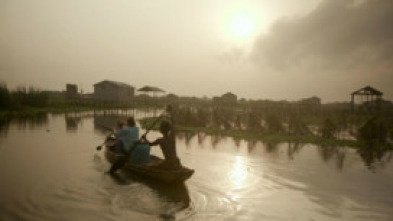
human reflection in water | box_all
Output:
[357,145,393,171]
[110,172,191,220]
[151,181,191,221]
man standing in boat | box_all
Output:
[142,105,181,169]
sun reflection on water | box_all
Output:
[229,156,248,189]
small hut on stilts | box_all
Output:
[351,86,383,112]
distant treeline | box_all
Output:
[0,85,49,109]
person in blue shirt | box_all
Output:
[114,117,139,154]
[109,117,150,174]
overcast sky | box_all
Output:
[1,0,392,102]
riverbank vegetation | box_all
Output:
[2,83,392,150]
[139,104,393,150]
[0,84,157,119]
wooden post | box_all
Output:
[351,93,355,112]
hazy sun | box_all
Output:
[229,14,256,39]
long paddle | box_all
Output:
[96,135,113,151]
[108,114,165,174]
[95,124,115,151]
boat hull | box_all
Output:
[105,145,194,183]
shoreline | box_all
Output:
[139,117,393,150]
[1,108,391,150]
[0,105,160,119]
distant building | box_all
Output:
[66,84,78,99]
[293,96,321,114]
[93,80,134,102]
[298,96,321,106]
[351,86,383,111]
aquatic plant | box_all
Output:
[0,84,11,109]
[247,108,263,131]
[264,113,284,134]
[287,113,311,136]
[320,118,338,139]
[357,117,388,145]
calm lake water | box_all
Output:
[0,110,392,221]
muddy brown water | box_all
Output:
[0,110,392,221]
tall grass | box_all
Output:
[141,103,392,149]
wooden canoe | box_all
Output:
[104,144,194,183]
